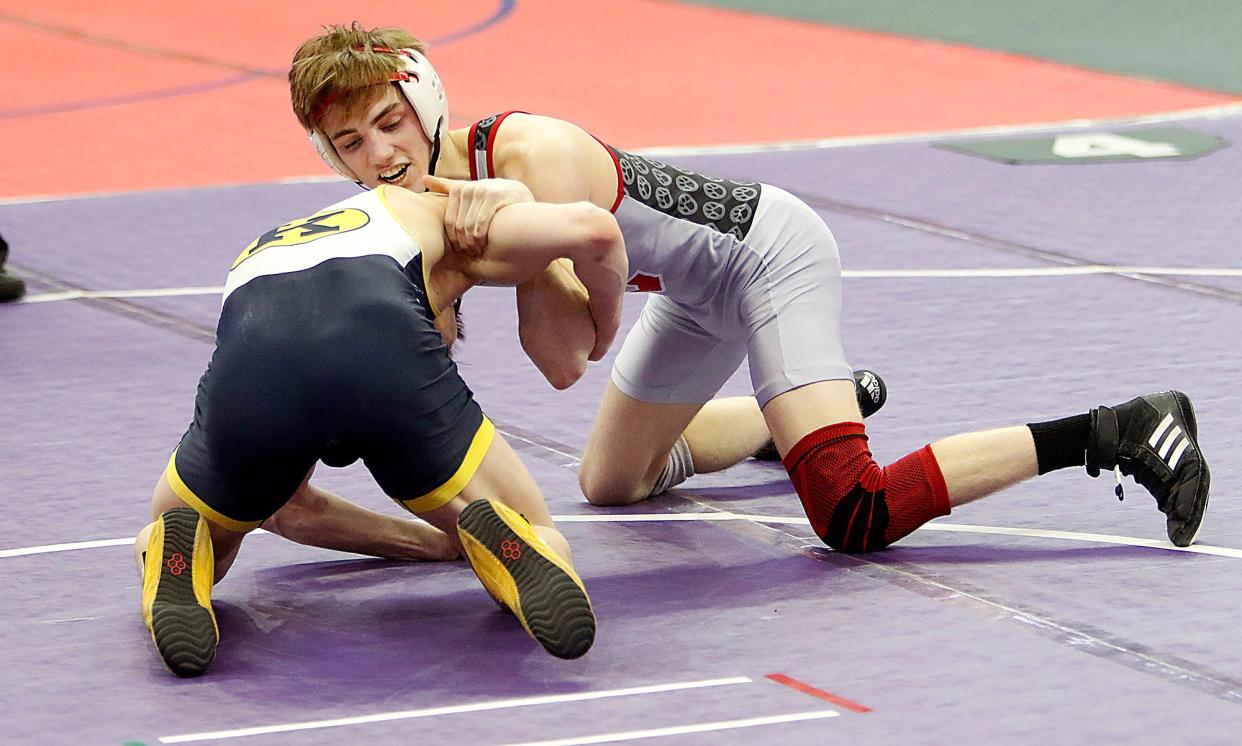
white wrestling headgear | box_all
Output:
[308,46,449,184]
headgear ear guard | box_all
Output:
[307,47,449,185]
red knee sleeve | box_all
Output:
[782,422,950,552]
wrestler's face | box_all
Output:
[321,86,432,190]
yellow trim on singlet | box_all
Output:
[164,450,262,533]
[399,417,496,514]
[375,184,442,318]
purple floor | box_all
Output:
[3,114,1241,744]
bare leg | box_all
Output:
[578,381,703,505]
[132,472,248,583]
[262,480,459,561]
[763,380,1041,509]
[136,471,252,677]
[681,396,771,473]
[931,426,1038,507]
[413,433,573,560]
[404,432,595,658]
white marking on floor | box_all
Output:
[2,105,1238,208]
[6,518,1239,559]
[636,101,1242,157]
[14,263,1242,304]
[16,286,225,303]
[158,676,752,743]
[493,710,840,746]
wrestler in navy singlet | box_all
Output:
[165,187,494,530]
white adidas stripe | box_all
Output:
[1156,426,1183,461]
[1147,414,1175,448]
[1145,413,1192,471]
[1168,439,1191,471]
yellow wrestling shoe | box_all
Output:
[456,499,596,659]
[142,507,218,677]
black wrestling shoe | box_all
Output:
[752,369,888,461]
[457,499,596,659]
[0,235,24,302]
[1086,391,1210,547]
[0,270,24,302]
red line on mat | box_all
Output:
[765,673,873,713]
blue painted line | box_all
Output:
[0,71,264,120]
[0,0,517,120]
[428,0,516,46]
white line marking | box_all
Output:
[553,512,803,523]
[0,537,136,557]
[636,101,1242,157]
[920,523,1242,558]
[494,710,840,746]
[13,264,1241,305]
[2,103,1238,207]
[0,529,270,558]
[844,266,1242,278]
[17,286,225,303]
[7,517,1239,558]
[158,676,752,743]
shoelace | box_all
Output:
[1117,448,1176,508]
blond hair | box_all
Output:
[289,23,427,130]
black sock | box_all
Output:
[1027,414,1092,474]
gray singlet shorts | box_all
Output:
[610,185,853,407]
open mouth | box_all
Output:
[378,164,409,184]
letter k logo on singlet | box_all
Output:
[232,208,371,269]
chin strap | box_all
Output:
[426,128,442,183]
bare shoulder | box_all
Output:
[491,115,617,204]
[378,186,473,303]
[378,186,445,247]
[493,114,601,163]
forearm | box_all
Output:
[261,482,460,561]
[477,201,628,358]
[517,259,595,389]
[565,222,627,361]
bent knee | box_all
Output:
[578,466,649,507]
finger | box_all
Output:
[462,200,490,252]
[423,174,454,194]
[443,192,463,248]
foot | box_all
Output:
[0,270,24,302]
[142,507,219,677]
[753,369,888,461]
[1086,391,1210,547]
[456,499,596,659]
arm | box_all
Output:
[516,259,596,389]
[466,200,628,360]
[431,117,626,374]
[424,174,534,256]
[261,474,460,562]
[497,122,625,364]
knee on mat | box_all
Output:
[578,466,649,507]
[784,423,951,554]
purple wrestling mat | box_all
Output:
[2,113,1240,744]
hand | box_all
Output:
[423,175,535,256]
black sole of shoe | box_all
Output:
[1170,391,1209,547]
[150,508,217,677]
[457,501,595,660]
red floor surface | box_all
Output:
[1,0,1236,199]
